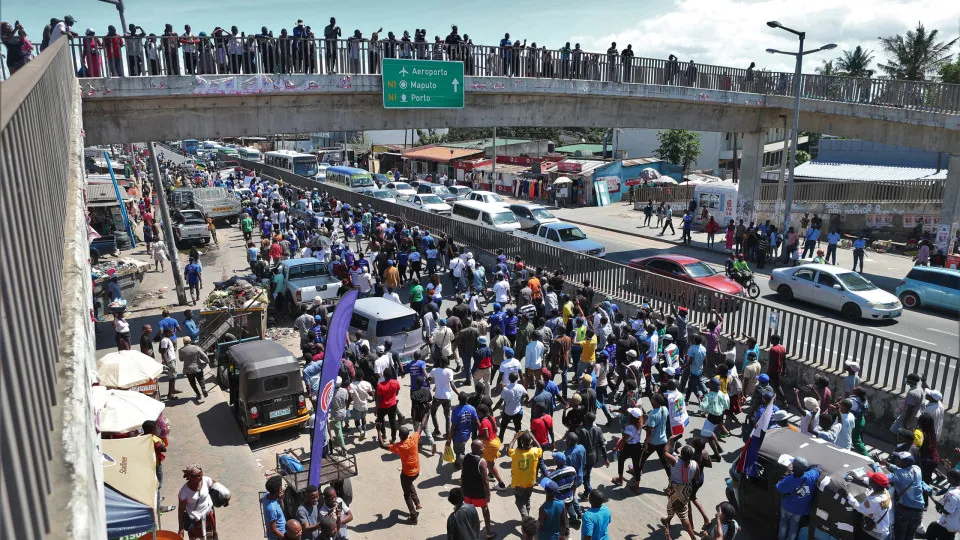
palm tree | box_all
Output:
[878,23,958,80]
[836,46,874,77]
[815,60,836,76]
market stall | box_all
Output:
[102,435,160,540]
[97,350,165,399]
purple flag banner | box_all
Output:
[308,289,359,486]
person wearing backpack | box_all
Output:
[577,412,608,502]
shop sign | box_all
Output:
[556,161,582,173]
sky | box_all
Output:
[5,0,958,73]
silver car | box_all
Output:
[768,264,902,320]
[508,203,560,231]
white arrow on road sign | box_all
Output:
[451,79,460,93]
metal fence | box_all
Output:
[65,35,960,114]
[232,157,960,409]
[633,180,945,206]
[0,39,78,538]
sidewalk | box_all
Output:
[499,195,919,291]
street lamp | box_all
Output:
[765,21,836,232]
[97,0,128,33]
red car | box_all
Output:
[627,255,744,309]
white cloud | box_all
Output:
[571,0,959,74]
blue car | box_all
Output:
[895,266,960,312]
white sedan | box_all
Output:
[768,264,902,320]
[397,194,452,215]
[383,182,417,198]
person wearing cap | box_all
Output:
[538,478,568,540]
[472,336,494,397]
[882,451,931,540]
[383,259,400,289]
[613,406,646,491]
[178,464,217,539]
[893,373,925,434]
[548,451,580,528]
[770,409,798,431]
[843,361,861,397]
[775,456,820,540]
[379,420,427,524]
[795,395,820,435]
[840,470,892,539]
[926,468,960,540]
[924,390,945,441]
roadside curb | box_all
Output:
[562,217,729,256]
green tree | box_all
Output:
[654,129,701,174]
[878,23,958,80]
[415,129,447,145]
[940,58,960,83]
[815,60,837,76]
[835,46,874,77]
[789,149,811,168]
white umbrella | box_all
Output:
[98,389,165,433]
[651,177,678,185]
[97,350,164,389]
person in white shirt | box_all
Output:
[49,16,76,44]
[278,209,288,232]
[924,390,945,441]
[498,347,522,386]
[493,371,527,441]
[422,305,440,342]
[428,357,456,437]
[432,319,455,363]
[927,469,960,539]
[493,274,511,304]
[524,334,545,386]
[374,345,392,382]
[842,471,892,540]
[347,379,374,440]
[383,287,401,304]
[468,292,482,314]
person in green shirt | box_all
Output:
[409,281,425,314]
[271,267,285,311]
[731,253,751,285]
[241,214,254,241]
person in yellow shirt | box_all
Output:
[561,296,575,326]
[576,329,598,379]
[507,431,543,519]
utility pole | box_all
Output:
[731,133,739,183]
[491,127,497,188]
[97,0,128,35]
[147,142,188,306]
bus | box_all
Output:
[215,147,239,159]
[237,147,262,162]
[182,139,200,155]
[264,150,320,178]
[325,166,375,191]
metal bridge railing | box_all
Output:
[0,39,84,538]
[62,35,960,114]
[634,181,945,207]
[233,157,960,409]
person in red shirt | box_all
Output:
[529,402,554,479]
[103,25,124,77]
[376,368,401,443]
[477,404,508,490]
[766,334,787,401]
[268,241,283,266]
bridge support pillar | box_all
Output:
[735,131,766,224]
[941,156,960,255]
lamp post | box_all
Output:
[765,21,835,231]
[97,0,128,34]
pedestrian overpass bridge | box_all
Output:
[80,72,959,154]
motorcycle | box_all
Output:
[732,271,761,299]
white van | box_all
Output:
[451,200,521,232]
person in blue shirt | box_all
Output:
[581,490,612,540]
[741,336,760,373]
[883,451,931,539]
[564,431,586,516]
[488,303,506,336]
[448,391,479,467]
[680,211,693,245]
[182,309,200,342]
[636,393,671,484]
[303,357,323,398]
[262,476,286,540]
[775,456,821,540]
[852,236,867,273]
[183,260,203,305]
[802,227,821,259]
[504,308,519,344]
[404,353,428,391]
[158,308,181,339]
[825,229,842,265]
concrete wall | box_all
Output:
[80,74,959,153]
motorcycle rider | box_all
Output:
[812,249,826,264]
[730,253,752,286]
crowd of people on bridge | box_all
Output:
[4,12,774,91]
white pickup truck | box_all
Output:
[277,258,342,312]
[512,222,607,258]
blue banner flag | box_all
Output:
[308,289,359,486]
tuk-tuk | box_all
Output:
[727,427,877,540]
[218,340,309,443]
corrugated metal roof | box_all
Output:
[443,138,533,149]
[793,161,948,182]
[86,183,131,203]
[621,157,663,167]
[554,144,605,154]
[402,147,484,162]
[559,159,611,174]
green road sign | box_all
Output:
[382,58,464,109]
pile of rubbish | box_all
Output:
[204,279,268,309]
[92,258,149,281]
